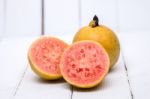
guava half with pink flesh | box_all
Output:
[28,36,68,80]
[60,41,109,88]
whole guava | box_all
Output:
[73,15,120,69]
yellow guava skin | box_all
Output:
[28,55,62,80]
[73,25,120,69]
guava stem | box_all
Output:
[93,15,99,26]
[89,15,99,27]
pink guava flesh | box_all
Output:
[30,37,68,75]
[61,41,109,86]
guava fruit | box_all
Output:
[60,41,109,88]
[73,15,120,69]
[28,36,68,80]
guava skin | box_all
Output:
[73,15,120,69]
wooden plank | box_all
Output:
[14,36,72,99]
[81,0,119,32]
[120,32,150,99]
[44,0,79,38]
[0,0,4,37]
[5,0,41,37]
[14,67,71,99]
[72,53,132,99]
[0,37,37,98]
[118,0,150,32]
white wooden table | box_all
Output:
[0,32,150,99]
[0,0,150,99]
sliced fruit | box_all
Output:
[28,36,68,80]
[60,41,109,88]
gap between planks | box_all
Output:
[121,50,134,99]
[78,0,82,28]
[70,86,74,99]
[12,65,28,97]
[41,0,45,35]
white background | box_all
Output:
[0,0,150,99]
[0,0,150,37]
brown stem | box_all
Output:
[89,15,99,27]
[93,15,99,26]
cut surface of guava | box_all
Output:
[28,36,68,80]
[60,41,109,88]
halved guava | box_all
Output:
[28,36,68,80]
[60,41,109,88]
